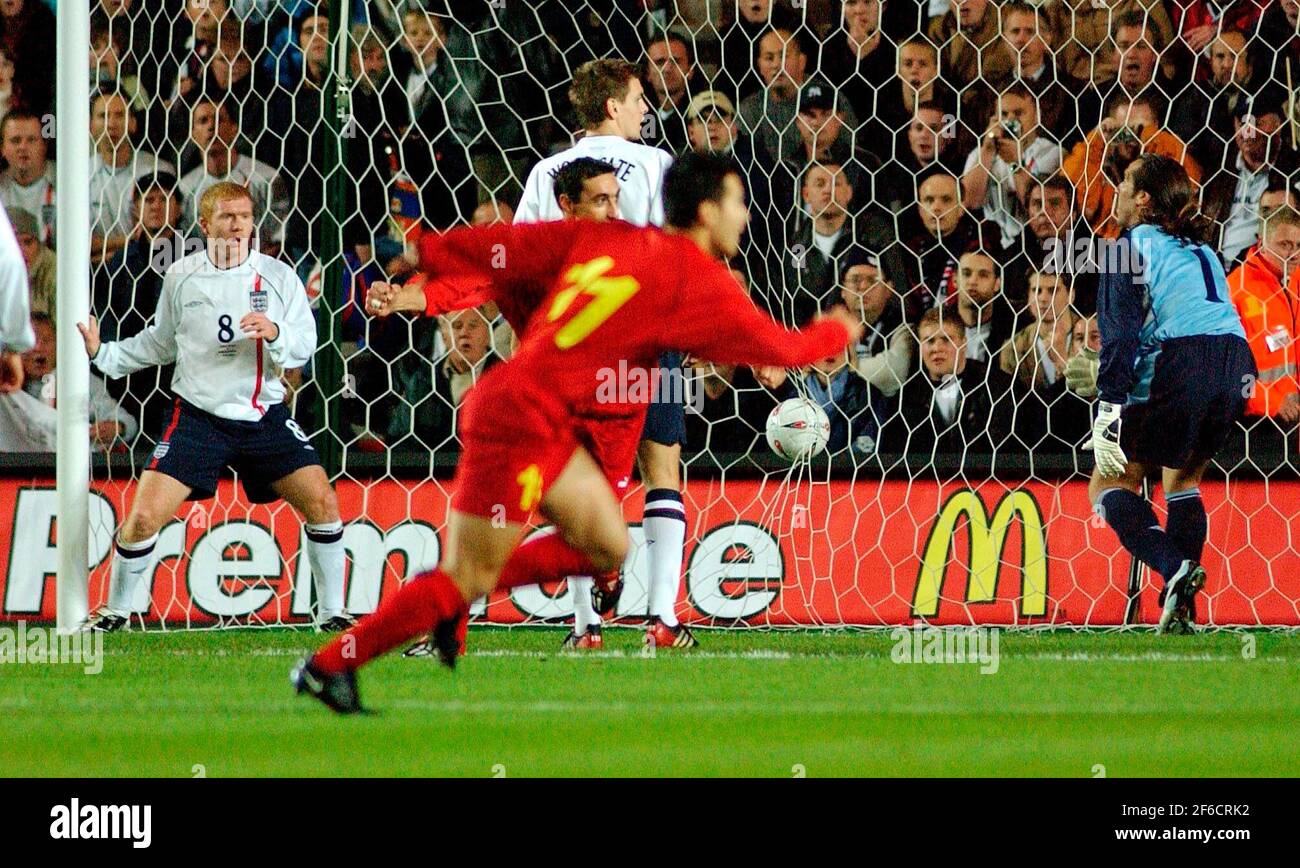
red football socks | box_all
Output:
[494,532,601,590]
[314,567,467,673]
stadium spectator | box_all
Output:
[1171,0,1267,56]
[713,0,800,102]
[403,306,503,450]
[1182,30,1259,173]
[0,46,17,119]
[89,90,176,264]
[685,90,748,158]
[876,101,966,198]
[90,14,149,114]
[8,207,52,314]
[0,313,137,453]
[1057,0,1175,87]
[1061,93,1201,238]
[898,170,1001,316]
[777,346,892,459]
[1202,88,1298,268]
[885,307,1015,462]
[817,0,895,127]
[1260,178,1300,215]
[999,269,1090,451]
[961,84,1063,249]
[0,109,55,246]
[1227,204,1300,452]
[472,200,515,226]
[1018,175,1098,313]
[392,6,528,206]
[771,163,897,325]
[739,28,856,165]
[343,24,409,256]
[642,33,695,155]
[995,1,1094,150]
[178,98,289,250]
[949,249,1019,363]
[177,19,270,159]
[92,173,186,440]
[871,39,956,147]
[839,247,912,397]
[925,0,1011,97]
[0,0,55,114]
[93,0,178,109]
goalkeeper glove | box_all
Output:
[1064,347,1099,398]
[1082,400,1128,477]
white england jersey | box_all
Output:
[0,203,33,354]
[93,249,316,422]
[514,134,673,227]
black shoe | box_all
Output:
[431,614,463,670]
[291,657,364,715]
[591,574,623,617]
[318,614,357,632]
[1158,561,1206,634]
[81,610,128,633]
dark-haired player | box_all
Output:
[1087,155,1255,633]
[293,154,862,713]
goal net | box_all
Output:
[4,0,1299,630]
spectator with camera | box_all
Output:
[1062,93,1201,238]
[962,84,1063,250]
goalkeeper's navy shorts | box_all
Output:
[147,398,322,503]
[640,351,687,447]
[1121,335,1256,469]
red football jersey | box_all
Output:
[417,219,850,424]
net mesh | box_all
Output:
[7,0,1300,629]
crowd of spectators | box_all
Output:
[4,0,1300,470]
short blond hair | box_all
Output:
[198,181,254,221]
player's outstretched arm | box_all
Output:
[674,265,862,369]
[84,274,180,378]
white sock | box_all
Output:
[305,521,346,620]
[571,576,600,633]
[106,533,159,615]
[644,489,686,628]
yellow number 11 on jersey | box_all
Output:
[547,256,640,349]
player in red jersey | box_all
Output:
[292,153,861,713]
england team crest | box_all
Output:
[250,289,269,313]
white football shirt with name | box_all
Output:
[93,248,316,422]
[514,134,673,227]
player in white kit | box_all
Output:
[76,182,353,632]
[515,58,696,649]
[0,200,34,393]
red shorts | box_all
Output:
[574,410,646,495]
[450,367,577,524]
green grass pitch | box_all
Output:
[3,627,1298,777]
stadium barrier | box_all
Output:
[2,474,1296,628]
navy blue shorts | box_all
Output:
[148,399,322,503]
[641,351,687,447]
[1121,335,1255,469]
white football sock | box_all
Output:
[305,520,346,621]
[644,489,686,628]
[571,576,600,634]
[106,532,159,615]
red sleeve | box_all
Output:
[670,257,851,367]
[416,271,494,317]
[417,220,583,290]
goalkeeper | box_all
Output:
[1084,155,1255,634]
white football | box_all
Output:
[765,398,831,462]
